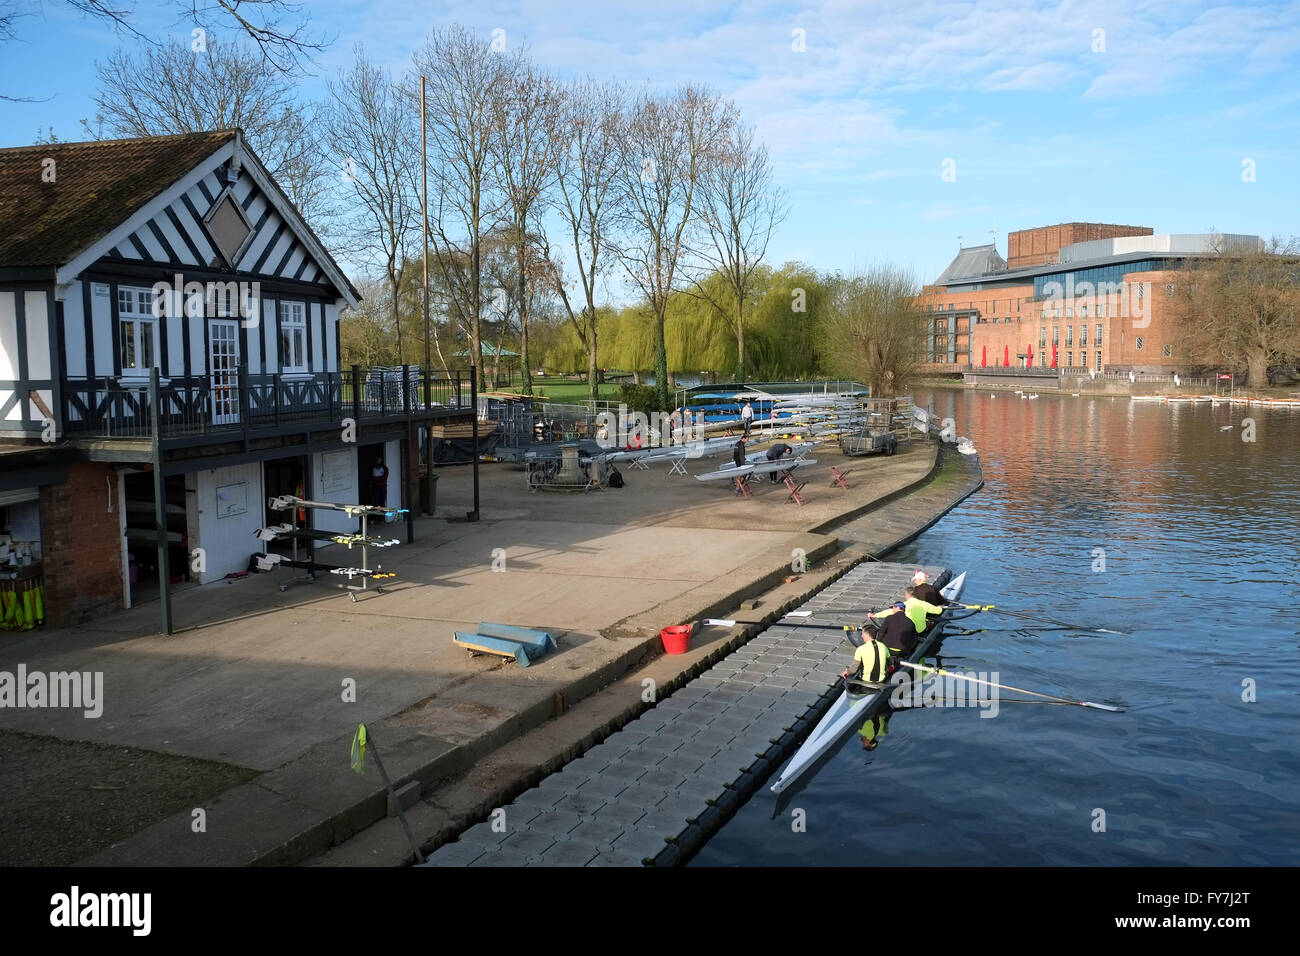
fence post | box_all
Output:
[238,364,250,444]
[149,367,173,635]
[274,372,282,428]
[352,365,362,423]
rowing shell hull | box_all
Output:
[768,571,968,794]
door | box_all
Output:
[209,320,240,425]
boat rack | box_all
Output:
[255,495,408,602]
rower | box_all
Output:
[840,626,890,687]
[867,601,920,657]
[909,573,946,630]
[872,584,947,637]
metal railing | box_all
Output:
[61,366,472,440]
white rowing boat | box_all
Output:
[768,570,968,794]
[693,457,817,482]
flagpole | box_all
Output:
[421,75,432,513]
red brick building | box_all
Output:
[919,225,1260,374]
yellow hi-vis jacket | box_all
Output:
[873,596,946,634]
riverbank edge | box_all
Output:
[310,444,984,867]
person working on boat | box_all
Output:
[765,442,793,483]
[740,400,754,437]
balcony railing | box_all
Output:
[62,366,472,440]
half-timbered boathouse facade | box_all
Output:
[0,130,470,630]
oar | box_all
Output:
[951,603,1128,636]
[897,661,1124,712]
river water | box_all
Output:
[692,387,1300,866]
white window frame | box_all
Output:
[279,301,308,373]
[117,286,160,378]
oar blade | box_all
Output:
[1080,701,1124,713]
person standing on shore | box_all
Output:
[371,456,389,509]
[740,400,754,437]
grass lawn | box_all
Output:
[484,376,624,403]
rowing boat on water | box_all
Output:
[768,570,968,794]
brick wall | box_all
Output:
[1007,222,1153,268]
[40,460,123,627]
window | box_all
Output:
[1067,325,1073,346]
[117,286,158,375]
[279,301,308,372]
[1053,327,1060,345]
[1163,344,1172,357]
[1040,327,1047,348]
[1067,352,1073,367]
[1165,283,1174,296]
[1081,305,1088,316]
[1136,336,1144,351]
[1096,350,1102,370]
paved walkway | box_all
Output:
[310,444,985,867]
[1,438,945,865]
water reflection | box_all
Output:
[692,390,1300,866]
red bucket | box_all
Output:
[660,624,693,655]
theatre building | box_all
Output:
[0,131,469,631]
[919,222,1260,373]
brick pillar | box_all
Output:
[40,461,124,627]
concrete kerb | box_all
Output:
[314,442,983,867]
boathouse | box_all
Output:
[0,130,471,631]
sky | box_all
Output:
[2,0,1298,287]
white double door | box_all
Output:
[209,320,241,425]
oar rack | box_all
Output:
[255,495,407,602]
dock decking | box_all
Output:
[422,561,949,867]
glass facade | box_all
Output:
[1033,260,1159,298]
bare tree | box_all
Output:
[821,265,925,397]
[1172,236,1300,387]
[614,85,736,408]
[61,1,325,70]
[691,121,787,380]
[413,24,510,374]
[90,34,331,227]
[323,47,418,361]
[545,78,625,401]
[490,57,564,395]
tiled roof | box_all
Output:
[0,130,236,268]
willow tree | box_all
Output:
[1172,236,1299,387]
[741,263,824,378]
[821,265,924,397]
